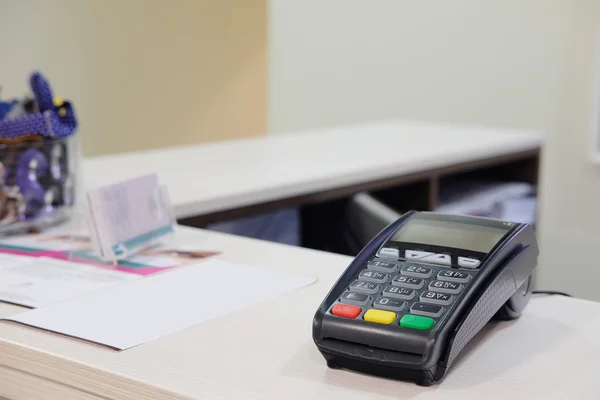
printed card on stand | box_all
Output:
[84,174,176,263]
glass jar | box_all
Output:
[0,135,77,235]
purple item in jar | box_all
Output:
[16,148,48,215]
[0,71,78,140]
[0,160,6,185]
[49,143,66,182]
[0,70,77,234]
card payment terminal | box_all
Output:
[312,211,538,386]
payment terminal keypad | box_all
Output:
[333,257,476,330]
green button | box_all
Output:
[400,314,434,330]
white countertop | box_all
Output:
[82,120,543,219]
[1,226,598,400]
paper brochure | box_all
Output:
[4,259,317,350]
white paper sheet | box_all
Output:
[4,259,317,350]
[0,254,139,308]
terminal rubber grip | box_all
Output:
[439,245,535,373]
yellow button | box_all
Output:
[363,309,396,324]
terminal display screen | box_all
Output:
[390,215,511,253]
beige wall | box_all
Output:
[268,0,565,135]
[0,0,267,156]
[268,0,600,300]
[534,1,600,301]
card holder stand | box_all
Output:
[77,181,177,267]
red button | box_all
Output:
[331,304,362,318]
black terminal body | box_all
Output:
[312,211,538,386]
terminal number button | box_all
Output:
[437,270,471,283]
[420,291,454,305]
[373,297,407,312]
[429,280,463,294]
[383,285,416,300]
[358,270,389,283]
[349,280,380,294]
[392,276,424,289]
[401,265,432,278]
[367,260,398,273]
